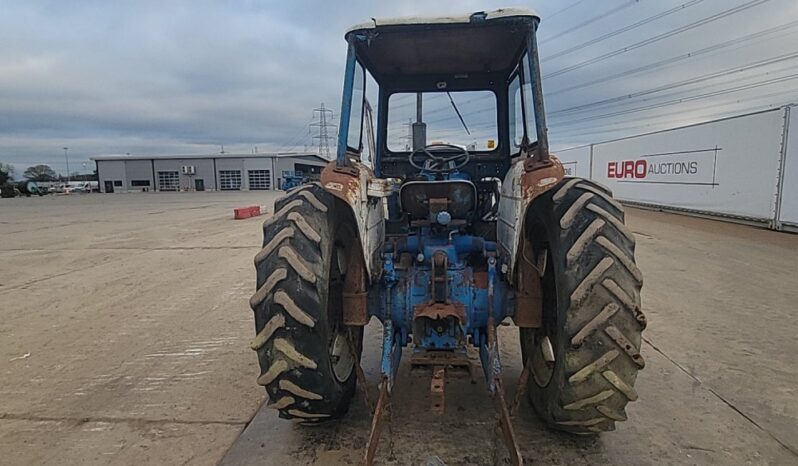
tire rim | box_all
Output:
[530,247,556,388]
[328,239,356,384]
[530,331,554,387]
[329,330,355,383]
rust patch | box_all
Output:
[342,237,368,326]
[342,291,368,325]
[430,366,445,415]
[413,301,466,324]
[520,154,565,202]
[513,236,542,328]
[410,349,477,383]
[473,271,488,289]
[320,161,366,206]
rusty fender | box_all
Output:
[320,161,387,324]
[497,155,564,324]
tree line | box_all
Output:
[0,163,98,183]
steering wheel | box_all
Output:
[408,143,471,173]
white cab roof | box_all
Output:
[346,7,540,35]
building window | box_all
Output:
[158,171,180,191]
[131,179,151,187]
[248,170,271,190]
[219,170,242,190]
[294,163,322,180]
[113,180,123,187]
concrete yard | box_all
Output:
[1,192,797,465]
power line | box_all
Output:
[282,129,312,153]
[550,72,798,128]
[392,46,796,127]
[380,2,790,144]
[549,51,798,116]
[394,60,798,134]
[545,0,591,21]
[542,0,705,63]
[539,0,641,45]
[545,18,798,97]
[550,91,796,140]
[277,118,314,152]
[391,92,446,111]
[551,92,792,137]
[543,0,773,80]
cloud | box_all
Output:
[0,0,794,171]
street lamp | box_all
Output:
[63,147,70,183]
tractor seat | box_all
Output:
[399,180,477,220]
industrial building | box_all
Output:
[91,153,328,193]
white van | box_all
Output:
[64,182,96,193]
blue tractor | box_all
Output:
[280,170,305,191]
[250,9,645,464]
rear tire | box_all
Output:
[519,177,646,434]
[249,183,362,422]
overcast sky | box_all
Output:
[1,0,796,175]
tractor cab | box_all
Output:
[336,8,550,234]
[323,8,559,353]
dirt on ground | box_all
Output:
[1,193,797,465]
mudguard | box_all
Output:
[497,155,565,281]
[320,160,387,282]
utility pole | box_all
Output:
[412,93,426,150]
[310,103,336,159]
[405,118,413,151]
[63,147,70,183]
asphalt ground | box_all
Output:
[1,191,796,465]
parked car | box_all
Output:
[64,182,95,193]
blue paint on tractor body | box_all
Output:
[368,167,517,383]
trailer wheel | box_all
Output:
[249,183,363,422]
[519,178,646,434]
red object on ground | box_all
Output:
[234,205,261,220]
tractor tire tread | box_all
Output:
[250,183,357,422]
[525,176,645,435]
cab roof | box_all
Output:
[345,8,541,78]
